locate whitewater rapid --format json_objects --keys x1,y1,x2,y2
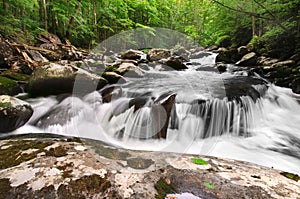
[{"x1": 4, "y1": 53, "x2": 300, "y2": 175}]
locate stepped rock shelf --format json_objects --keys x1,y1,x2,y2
[{"x1": 0, "y1": 136, "x2": 299, "y2": 199}]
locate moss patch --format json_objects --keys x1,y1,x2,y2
[
  {"x1": 280, "y1": 172, "x2": 300, "y2": 182},
  {"x1": 1, "y1": 71, "x2": 30, "y2": 82},
  {"x1": 57, "y1": 174, "x2": 111, "y2": 198},
  {"x1": 0, "y1": 76, "x2": 20, "y2": 95},
  {"x1": 92, "y1": 144, "x2": 131, "y2": 160},
  {"x1": 0, "y1": 178, "x2": 12, "y2": 196},
  {"x1": 45, "y1": 145, "x2": 68, "y2": 157},
  {"x1": 155, "y1": 178, "x2": 177, "y2": 199},
  {"x1": 127, "y1": 157, "x2": 154, "y2": 170}
]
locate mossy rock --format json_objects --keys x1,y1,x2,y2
[
  {"x1": 0, "y1": 140, "x2": 53, "y2": 169},
  {"x1": 1, "y1": 71, "x2": 30, "y2": 82},
  {"x1": 0, "y1": 76, "x2": 22, "y2": 95},
  {"x1": 155, "y1": 178, "x2": 177, "y2": 199}
]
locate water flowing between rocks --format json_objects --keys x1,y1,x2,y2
[{"x1": 6, "y1": 52, "x2": 300, "y2": 174}]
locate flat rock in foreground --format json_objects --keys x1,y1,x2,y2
[{"x1": 0, "y1": 137, "x2": 299, "y2": 199}]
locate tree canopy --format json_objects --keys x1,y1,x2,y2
[{"x1": 0, "y1": 0, "x2": 299, "y2": 57}]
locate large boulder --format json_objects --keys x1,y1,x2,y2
[
  {"x1": 0, "y1": 95, "x2": 33, "y2": 133},
  {"x1": 215, "y1": 47, "x2": 239, "y2": 63},
  {"x1": 148, "y1": 48, "x2": 171, "y2": 61},
  {"x1": 28, "y1": 63, "x2": 108, "y2": 97},
  {"x1": 236, "y1": 52, "x2": 258, "y2": 66}
]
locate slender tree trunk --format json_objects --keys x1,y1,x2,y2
[
  {"x1": 2, "y1": 0, "x2": 8, "y2": 12},
  {"x1": 252, "y1": 15, "x2": 256, "y2": 36},
  {"x1": 38, "y1": 0, "x2": 43, "y2": 22},
  {"x1": 259, "y1": 18, "x2": 263, "y2": 37},
  {"x1": 66, "y1": 0, "x2": 82, "y2": 38},
  {"x1": 21, "y1": 6, "x2": 25, "y2": 31},
  {"x1": 43, "y1": 0, "x2": 48, "y2": 31}
]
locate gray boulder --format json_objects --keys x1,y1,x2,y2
[
  {"x1": 148, "y1": 48, "x2": 171, "y2": 61},
  {"x1": 28, "y1": 63, "x2": 108, "y2": 97},
  {"x1": 0, "y1": 95, "x2": 33, "y2": 133}
]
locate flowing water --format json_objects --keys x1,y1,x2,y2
[{"x1": 5, "y1": 53, "x2": 300, "y2": 174}]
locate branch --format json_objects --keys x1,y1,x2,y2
[
  {"x1": 210, "y1": 0, "x2": 270, "y2": 20},
  {"x1": 252, "y1": 0, "x2": 288, "y2": 31}
]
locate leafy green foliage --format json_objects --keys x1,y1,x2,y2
[
  {"x1": 0, "y1": 0, "x2": 298, "y2": 54},
  {"x1": 191, "y1": 157, "x2": 209, "y2": 165}
]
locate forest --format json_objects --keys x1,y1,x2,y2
[{"x1": 0, "y1": 0, "x2": 299, "y2": 58}]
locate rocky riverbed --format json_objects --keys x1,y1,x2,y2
[{"x1": 0, "y1": 136, "x2": 299, "y2": 199}]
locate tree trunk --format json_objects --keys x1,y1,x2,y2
[
  {"x1": 2, "y1": 0, "x2": 8, "y2": 12},
  {"x1": 66, "y1": 0, "x2": 82, "y2": 39},
  {"x1": 259, "y1": 18, "x2": 263, "y2": 37},
  {"x1": 252, "y1": 15, "x2": 256, "y2": 36},
  {"x1": 21, "y1": 6, "x2": 25, "y2": 31},
  {"x1": 43, "y1": 0, "x2": 48, "y2": 31}
]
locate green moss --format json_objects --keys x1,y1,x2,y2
[
  {"x1": 127, "y1": 157, "x2": 154, "y2": 169},
  {"x1": 204, "y1": 182, "x2": 215, "y2": 190},
  {"x1": 0, "y1": 178, "x2": 12, "y2": 195},
  {"x1": 0, "y1": 102, "x2": 11, "y2": 108},
  {"x1": 154, "y1": 178, "x2": 176, "y2": 199},
  {"x1": 45, "y1": 145, "x2": 68, "y2": 157},
  {"x1": 57, "y1": 174, "x2": 111, "y2": 198},
  {"x1": 191, "y1": 157, "x2": 208, "y2": 165},
  {"x1": 93, "y1": 144, "x2": 131, "y2": 160},
  {"x1": 57, "y1": 162, "x2": 74, "y2": 178},
  {"x1": 0, "y1": 140, "x2": 53, "y2": 170},
  {"x1": 280, "y1": 172, "x2": 300, "y2": 182},
  {"x1": 0, "y1": 76, "x2": 19, "y2": 95},
  {"x1": 1, "y1": 71, "x2": 30, "y2": 82}
]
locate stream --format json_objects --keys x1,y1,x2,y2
[{"x1": 5, "y1": 52, "x2": 300, "y2": 174}]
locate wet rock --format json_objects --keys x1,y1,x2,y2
[
  {"x1": 190, "y1": 52, "x2": 211, "y2": 59},
  {"x1": 257, "y1": 56, "x2": 279, "y2": 66},
  {"x1": 28, "y1": 63, "x2": 75, "y2": 97},
  {"x1": 99, "y1": 85, "x2": 122, "y2": 103},
  {"x1": 0, "y1": 95, "x2": 33, "y2": 133},
  {"x1": 115, "y1": 62, "x2": 144, "y2": 78},
  {"x1": 215, "y1": 47, "x2": 239, "y2": 63},
  {"x1": 292, "y1": 78, "x2": 300, "y2": 94},
  {"x1": 120, "y1": 49, "x2": 146, "y2": 61},
  {"x1": 217, "y1": 64, "x2": 227, "y2": 73},
  {"x1": 173, "y1": 47, "x2": 190, "y2": 61},
  {"x1": 102, "y1": 71, "x2": 126, "y2": 84},
  {"x1": 163, "y1": 56, "x2": 188, "y2": 70},
  {"x1": 153, "y1": 93, "x2": 177, "y2": 139},
  {"x1": 148, "y1": 48, "x2": 171, "y2": 61},
  {"x1": 223, "y1": 76, "x2": 267, "y2": 101},
  {"x1": 237, "y1": 46, "x2": 249, "y2": 56},
  {"x1": 236, "y1": 52, "x2": 258, "y2": 66},
  {"x1": 271, "y1": 60, "x2": 295, "y2": 68}
]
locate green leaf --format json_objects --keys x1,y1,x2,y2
[
  {"x1": 191, "y1": 158, "x2": 208, "y2": 165},
  {"x1": 204, "y1": 182, "x2": 215, "y2": 190}
]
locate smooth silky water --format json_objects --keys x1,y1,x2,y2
[{"x1": 5, "y1": 53, "x2": 300, "y2": 174}]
